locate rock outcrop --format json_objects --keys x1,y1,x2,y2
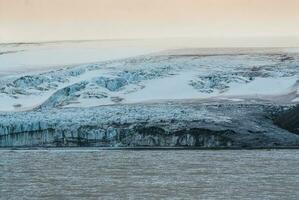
[{"x1": 274, "y1": 105, "x2": 299, "y2": 135}]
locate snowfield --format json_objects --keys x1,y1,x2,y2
[
  {"x1": 0, "y1": 40, "x2": 170, "y2": 75},
  {"x1": 0, "y1": 46, "x2": 299, "y2": 112}
]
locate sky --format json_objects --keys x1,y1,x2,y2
[{"x1": 0, "y1": 0, "x2": 299, "y2": 45}]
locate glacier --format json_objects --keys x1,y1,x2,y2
[
  {"x1": 0, "y1": 46, "x2": 299, "y2": 148},
  {"x1": 0, "y1": 50, "x2": 299, "y2": 111},
  {"x1": 1, "y1": 103, "x2": 299, "y2": 147}
]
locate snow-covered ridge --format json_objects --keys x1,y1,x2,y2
[{"x1": 0, "y1": 49, "x2": 299, "y2": 111}]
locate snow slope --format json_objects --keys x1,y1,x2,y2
[
  {"x1": 0, "y1": 47, "x2": 299, "y2": 111},
  {"x1": 0, "y1": 40, "x2": 172, "y2": 76}
]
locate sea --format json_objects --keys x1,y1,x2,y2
[{"x1": 1, "y1": 149, "x2": 298, "y2": 199}]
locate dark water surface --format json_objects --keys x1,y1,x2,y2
[{"x1": 0, "y1": 149, "x2": 299, "y2": 200}]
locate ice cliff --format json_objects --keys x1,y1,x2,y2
[{"x1": 0, "y1": 103, "x2": 299, "y2": 148}]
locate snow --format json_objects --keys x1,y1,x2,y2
[
  {"x1": 2, "y1": 40, "x2": 299, "y2": 77},
  {"x1": 283, "y1": 48, "x2": 299, "y2": 53},
  {"x1": 0, "y1": 47, "x2": 299, "y2": 112},
  {"x1": 224, "y1": 76, "x2": 298, "y2": 96},
  {"x1": 292, "y1": 97, "x2": 299, "y2": 102},
  {"x1": 124, "y1": 72, "x2": 212, "y2": 103},
  {"x1": 0, "y1": 40, "x2": 170, "y2": 75}
]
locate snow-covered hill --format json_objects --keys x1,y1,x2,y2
[{"x1": 0, "y1": 48, "x2": 298, "y2": 111}]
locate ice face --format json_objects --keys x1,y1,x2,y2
[{"x1": 0, "y1": 103, "x2": 298, "y2": 147}]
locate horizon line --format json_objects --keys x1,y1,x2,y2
[{"x1": 1, "y1": 35, "x2": 299, "y2": 45}]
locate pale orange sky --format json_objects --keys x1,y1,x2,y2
[{"x1": 0, "y1": 0, "x2": 299, "y2": 44}]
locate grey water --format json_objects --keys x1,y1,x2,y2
[{"x1": 1, "y1": 149, "x2": 299, "y2": 200}]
